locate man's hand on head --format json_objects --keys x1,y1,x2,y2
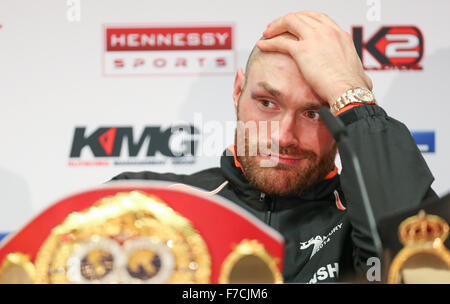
[{"x1": 256, "y1": 11, "x2": 373, "y2": 106}]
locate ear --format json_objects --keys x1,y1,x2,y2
[{"x1": 233, "y1": 68, "x2": 246, "y2": 112}]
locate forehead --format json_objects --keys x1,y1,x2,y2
[
  {"x1": 246, "y1": 52, "x2": 321, "y2": 104},
  {"x1": 249, "y1": 51, "x2": 300, "y2": 78}
]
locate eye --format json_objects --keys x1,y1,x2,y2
[
  {"x1": 257, "y1": 99, "x2": 279, "y2": 112},
  {"x1": 303, "y1": 110, "x2": 320, "y2": 120},
  {"x1": 260, "y1": 100, "x2": 276, "y2": 109}
]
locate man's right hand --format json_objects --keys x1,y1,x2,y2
[{"x1": 257, "y1": 11, "x2": 373, "y2": 106}]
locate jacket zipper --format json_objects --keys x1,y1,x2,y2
[{"x1": 260, "y1": 193, "x2": 275, "y2": 225}]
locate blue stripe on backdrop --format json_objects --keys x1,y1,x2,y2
[{"x1": 0, "y1": 233, "x2": 10, "y2": 242}]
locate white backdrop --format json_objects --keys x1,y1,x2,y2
[{"x1": 0, "y1": 0, "x2": 449, "y2": 237}]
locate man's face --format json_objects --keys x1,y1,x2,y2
[{"x1": 233, "y1": 51, "x2": 337, "y2": 196}]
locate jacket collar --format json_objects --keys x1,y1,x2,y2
[{"x1": 220, "y1": 147, "x2": 340, "y2": 211}]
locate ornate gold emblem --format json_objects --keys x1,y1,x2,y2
[
  {"x1": 388, "y1": 210, "x2": 450, "y2": 283},
  {"x1": 12, "y1": 191, "x2": 212, "y2": 284},
  {"x1": 0, "y1": 253, "x2": 35, "y2": 284},
  {"x1": 219, "y1": 239, "x2": 283, "y2": 283}
]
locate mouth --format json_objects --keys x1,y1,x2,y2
[{"x1": 261, "y1": 152, "x2": 303, "y2": 166}]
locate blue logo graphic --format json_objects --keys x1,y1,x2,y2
[{"x1": 412, "y1": 131, "x2": 435, "y2": 153}]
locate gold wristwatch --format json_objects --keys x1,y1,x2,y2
[{"x1": 331, "y1": 87, "x2": 375, "y2": 115}]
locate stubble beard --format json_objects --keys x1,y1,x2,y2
[{"x1": 234, "y1": 126, "x2": 337, "y2": 197}]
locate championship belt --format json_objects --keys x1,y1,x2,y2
[
  {"x1": 0, "y1": 181, "x2": 284, "y2": 284},
  {"x1": 388, "y1": 210, "x2": 450, "y2": 283}
]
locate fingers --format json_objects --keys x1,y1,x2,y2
[
  {"x1": 301, "y1": 11, "x2": 342, "y2": 33},
  {"x1": 264, "y1": 11, "x2": 347, "y2": 40},
  {"x1": 263, "y1": 12, "x2": 327, "y2": 40},
  {"x1": 256, "y1": 34, "x2": 299, "y2": 56},
  {"x1": 302, "y1": 11, "x2": 355, "y2": 47},
  {"x1": 263, "y1": 13, "x2": 305, "y2": 39},
  {"x1": 259, "y1": 11, "x2": 344, "y2": 58}
]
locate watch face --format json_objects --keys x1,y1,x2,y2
[{"x1": 354, "y1": 88, "x2": 374, "y2": 102}]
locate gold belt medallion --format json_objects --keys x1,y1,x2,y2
[{"x1": 30, "y1": 191, "x2": 211, "y2": 283}]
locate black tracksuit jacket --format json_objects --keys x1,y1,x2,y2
[{"x1": 111, "y1": 105, "x2": 438, "y2": 283}]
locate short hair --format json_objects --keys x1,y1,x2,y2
[{"x1": 244, "y1": 37, "x2": 264, "y2": 77}]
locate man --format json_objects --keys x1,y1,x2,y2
[{"x1": 112, "y1": 11, "x2": 437, "y2": 283}]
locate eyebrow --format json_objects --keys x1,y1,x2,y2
[
  {"x1": 256, "y1": 81, "x2": 283, "y2": 98},
  {"x1": 301, "y1": 101, "x2": 324, "y2": 110},
  {"x1": 255, "y1": 81, "x2": 328, "y2": 110}
]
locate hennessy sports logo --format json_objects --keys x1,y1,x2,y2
[
  {"x1": 69, "y1": 125, "x2": 199, "y2": 166},
  {"x1": 352, "y1": 26, "x2": 424, "y2": 70},
  {"x1": 103, "y1": 25, "x2": 235, "y2": 76}
]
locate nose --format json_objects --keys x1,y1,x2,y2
[{"x1": 271, "y1": 113, "x2": 299, "y2": 148}]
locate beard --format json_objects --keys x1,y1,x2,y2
[{"x1": 234, "y1": 127, "x2": 337, "y2": 197}]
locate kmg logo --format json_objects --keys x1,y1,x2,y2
[{"x1": 69, "y1": 125, "x2": 199, "y2": 166}]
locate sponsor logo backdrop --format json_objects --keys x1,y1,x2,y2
[{"x1": 0, "y1": 0, "x2": 449, "y2": 238}]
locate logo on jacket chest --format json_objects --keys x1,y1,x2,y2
[{"x1": 299, "y1": 223, "x2": 343, "y2": 259}]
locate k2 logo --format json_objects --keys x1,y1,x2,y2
[{"x1": 353, "y1": 26, "x2": 424, "y2": 70}]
